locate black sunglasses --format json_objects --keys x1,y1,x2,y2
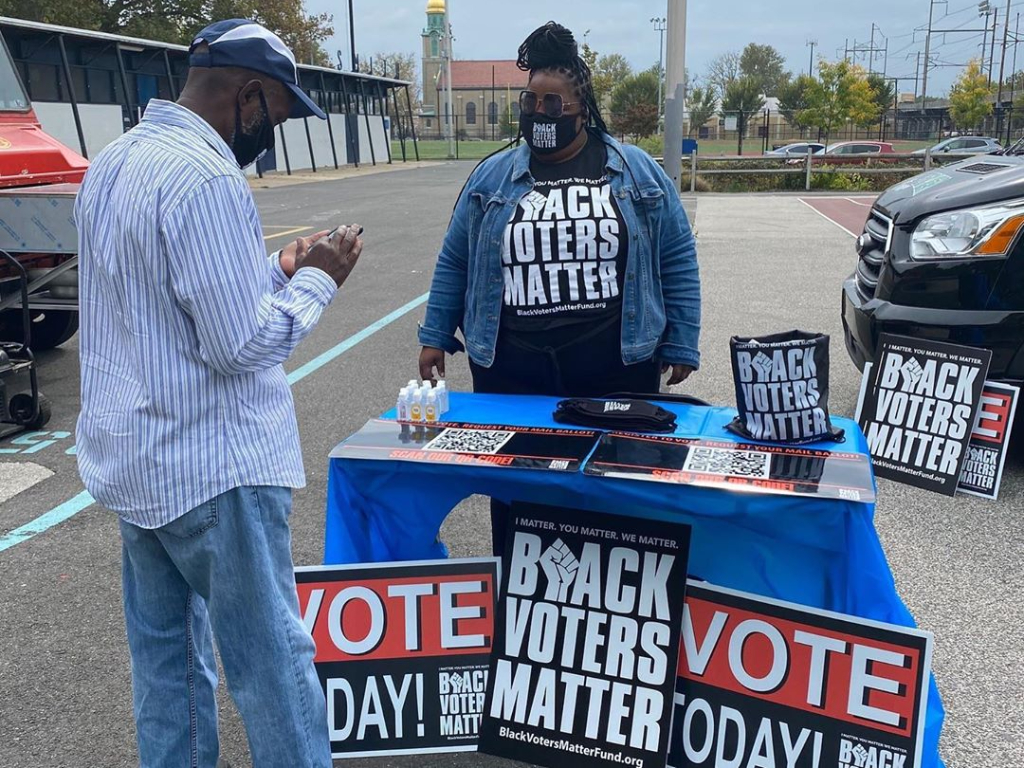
[{"x1": 519, "y1": 90, "x2": 582, "y2": 119}]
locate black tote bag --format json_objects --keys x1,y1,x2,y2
[{"x1": 727, "y1": 330, "x2": 844, "y2": 444}]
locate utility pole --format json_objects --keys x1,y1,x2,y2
[
  {"x1": 916, "y1": 51, "x2": 922, "y2": 100},
  {"x1": 807, "y1": 39, "x2": 817, "y2": 76},
  {"x1": 989, "y1": 8, "x2": 999, "y2": 85},
  {"x1": 443, "y1": 0, "x2": 455, "y2": 160},
  {"x1": 999, "y1": 0, "x2": 1011, "y2": 115},
  {"x1": 981, "y1": 1, "x2": 991, "y2": 73},
  {"x1": 921, "y1": 0, "x2": 937, "y2": 111},
  {"x1": 1011, "y1": 12, "x2": 1021, "y2": 142},
  {"x1": 663, "y1": 0, "x2": 688, "y2": 191},
  {"x1": 872, "y1": 22, "x2": 880, "y2": 72},
  {"x1": 652, "y1": 17, "x2": 667, "y2": 135}
]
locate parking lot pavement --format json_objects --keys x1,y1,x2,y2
[
  {"x1": 798, "y1": 195, "x2": 876, "y2": 236},
  {"x1": 0, "y1": 168, "x2": 1020, "y2": 767}
]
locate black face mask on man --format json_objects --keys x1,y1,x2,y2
[
  {"x1": 231, "y1": 89, "x2": 275, "y2": 169},
  {"x1": 520, "y1": 112, "x2": 582, "y2": 155}
]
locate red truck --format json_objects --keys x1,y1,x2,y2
[{"x1": 0, "y1": 38, "x2": 87, "y2": 429}]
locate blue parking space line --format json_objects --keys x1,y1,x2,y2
[
  {"x1": 286, "y1": 292, "x2": 429, "y2": 385},
  {"x1": 0, "y1": 292, "x2": 429, "y2": 554},
  {"x1": 0, "y1": 491, "x2": 96, "y2": 553}
]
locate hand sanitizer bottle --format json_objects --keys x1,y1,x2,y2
[
  {"x1": 396, "y1": 387, "x2": 410, "y2": 421},
  {"x1": 425, "y1": 391, "x2": 439, "y2": 423},
  {"x1": 436, "y1": 381, "x2": 449, "y2": 414},
  {"x1": 410, "y1": 390, "x2": 424, "y2": 423}
]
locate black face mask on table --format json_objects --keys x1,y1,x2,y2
[
  {"x1": 231, "y1": 90, "x2": 276, "y2": 169},
  {"x1": 520, "y1": 112, "x2": 582, "y2": 155}
]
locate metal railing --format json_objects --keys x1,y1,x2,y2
[{"x1": 682, "y1": 149, "x2": 985, "y2": 193}]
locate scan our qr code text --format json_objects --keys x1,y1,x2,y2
[
  {"x1": 682, "y1": 446, "x2": 772, "y2": 479},
  {"x1": 423, "y1": 428, "x2": 516, "y2": 455}
]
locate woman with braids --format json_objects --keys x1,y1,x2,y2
[{"x1": 417, "y1": 22, "x2": 701, "y2": 551}]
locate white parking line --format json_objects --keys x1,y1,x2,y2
[{"x1": 797, "y1": 198, "x2": 858, "y2": 238}]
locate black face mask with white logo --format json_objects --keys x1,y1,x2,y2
[
  {"x1": 231, "y1": 90, "x2": 275, "y2": 169},
  {"x1": 520, "y1": 112, "x2": 582, "y2": 155}
]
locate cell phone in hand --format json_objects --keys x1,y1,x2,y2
[{"x1": 328, "y1": 225, "x2": 365, "y2": 242}]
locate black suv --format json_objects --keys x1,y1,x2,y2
[{"x1": 842, "y1": 154, "x2": 1024, "y2": 384}]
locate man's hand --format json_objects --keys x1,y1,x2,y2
[
  {"x1": 419, "y1": 347, "x2": 446, "y2": 384},
  {"x1": 279, "y1": 230, "x2": 330, "y2": 278},
  {"x1": 295, "y1": 224, "x2": 363, "y2": 288},
  {"x1": 662, "y1": 363, "x2": 695, "y2": 386}
]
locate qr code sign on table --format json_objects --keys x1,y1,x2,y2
[
  {"x1": 424, "y1": 428, "x2": 515, "y2": 455},
  {"x1": 682, "y1": 446, "x2": 772, "y2": 479}
]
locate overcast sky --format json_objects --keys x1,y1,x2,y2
[{"x1": 306, "y1": 0, "x2": 1018, "y2": 97}]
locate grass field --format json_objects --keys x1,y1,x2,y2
[
  {"x1": 392, "y1": 139, "x2": 511, "y2": 160},
  {"x1": 399, "y1": 137, "x2": 937, "y2": 161}
]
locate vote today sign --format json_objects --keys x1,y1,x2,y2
[
  {"x1": 856, "y1": 334, "x2": 991, "y2": 495},
  {"x1": 295, "y1": 559, "x2": 499, "y2": 758},
  {"x1": 670, "y1": 581, "x2": 933, "y2": 768},
  {"x1": 958, "y1": 380, "x2": 1019, "y2": 499},
  {"x1": 478, "y1": 502, "x2": 692, "y2": 768}
]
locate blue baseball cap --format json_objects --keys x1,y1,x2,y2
[{"x1": 190, "y1": 19, "x2": 327, "y2": 120}]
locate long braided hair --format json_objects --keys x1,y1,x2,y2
[{"x1": 516, "y1": 21, "x2": 609, "y2": 136}]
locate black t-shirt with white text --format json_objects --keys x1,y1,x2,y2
[{"x1": 501, "y1": 139, "x2": 626, "y2": 331}]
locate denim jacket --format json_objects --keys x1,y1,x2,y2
[{"x1": 418, "y1": 132, "x2": 701, "y2": 368}]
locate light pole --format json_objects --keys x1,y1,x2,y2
[
  {"x1": 806, "y1": 39, "x2": 817, "y2": 76},
  {"x1": 663, "y1": 0, "x2": 687, "y2": 189},
  {"x1": 347, "y1": 0, "x2": 356, "y2": 71},
  {"x1": 652, "y1": 17, "x2": 667, "y2": 135},
  {"x1": 442, "y1": 0, "x2": 455, "y2": 159}
]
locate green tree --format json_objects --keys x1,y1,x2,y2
[
  {"x1": 777, "y1": 74, "x2": 815, "y2": 132},
  {"x1": 609, "y1": 69, "x2": 660, "y2": 139},
  {"x1": 593, "y1": 53, "x2": 633, "y2": 109},
  {"x1": 949, "y1": 59, "x2": 994, "y2": 130},
  {"x1": 721, "y1": 75, "x2": 765, "y2": 154},
  {"x1": 705, "y1": 50, "x2": 741, "y2": 99},
  {"x1": 867, "y1": 73, "x2": 895, "y2": 118},
  {"x1": 0, "y1": 0, "x2": 106, "y2": 28},
  {"x1": 799, "y1": 60, "x2": 877, "y2": 145},
  {"x1": 739, "y1": 43, "x2": 788, "y2": 97},
  {"x1": 686, "y1": 85, "x2": 717, "y2": 137},
  {"x1": 359, "y1": 52, "x2": 419, "y2": 101},
  {"x1": 0, "y1": 0, "x2": 333, "y2": 64}
]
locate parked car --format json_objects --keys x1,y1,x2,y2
[
  {"x1": 819, "y1": 141, "x2": 897, "y2": 163},
  {"x1": 765, "y1": 142, "x2": 825, "y2": 157},
  {"x1": 842, "y1": 149, "x2": 1024, "y2": 384},
  {"x1": 912, "y1": 136, "x2": 1001, "y2": 155}
]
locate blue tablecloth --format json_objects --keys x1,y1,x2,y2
[{"x1": 325, "y1": 393, "x2": 945, "y2": 766}]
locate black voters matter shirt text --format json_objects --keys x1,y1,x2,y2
[{"x1": 501, "y1": 139, "x2": 627, "y2": 331}]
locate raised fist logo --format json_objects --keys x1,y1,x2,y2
[
  {"x1": 900, "y1": 357, "x2": 924, "y2": 387},
  {"x1": 752, "y1": 351, "x2": 774, "y2": 380},
  {"x1": 448, "y1": 674, "x2": 466, "y2": 693},
  {"x1": 851, "y1": 744, "x2": 870, "y2": 767},
  {"x1": 539, "y1": 539, "x2": 580, "y2": 602},
  {"x1": 520, "y1": 191, "x2": 547, "y2": 218}
]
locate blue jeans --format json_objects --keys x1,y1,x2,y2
[{"x1": 119, "y1": 486, "x2": 331, "y2": 768}]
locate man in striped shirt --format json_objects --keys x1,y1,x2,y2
[{"x1": 75, "y1": 20, "x2": 357, "y2": 768}]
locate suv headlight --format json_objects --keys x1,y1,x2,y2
[{"x1": 910, "y1": 200, "x2": 1024, "y2": 259}]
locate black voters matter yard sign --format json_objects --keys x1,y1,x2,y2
[
  {"x1": 295, "y1": 559, "x2": 499, "y2": 759},
  {"x1": 669, "y1": 581, "x2": 933, "y2": 768},
  {"x1": 856, "y1": 334, "x2": 991, "y2": 496},
  {"x1": 479, "y1": 502, "x2": 691, "y2": 768}
]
